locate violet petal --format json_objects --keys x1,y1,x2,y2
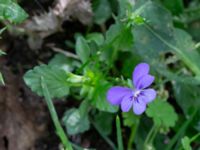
[
  {"x1": 133, "y1": 63, "x2": 149, "y2": 87},
  {"x1": 141, "y1": 89, "x2": 157, "y2": 103},
  {"x1": 107, "y1": 86, "x2": 132, "y2": 105},
  {"x1": 121, "y1": 94, "x2": 133, "y2": 112},
  {"x1": 136, "y1": 75, "x2": 154, "y2": 89},
  {"x1": 133, "y1": 97, "x2": 146, "y2": 115}
]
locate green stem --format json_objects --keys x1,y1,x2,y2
[
  {"x1": 92, "y1": 121, "x2": 117, "y2": 150},
  {"x1": 144, "y1": 124, "x2": 156, "y2": 149},
  {"x1": 41, "y1": 77, "x2": 73, "y2": 150},
  {"x1": 116, "y1": 116, "x2": 124, "y2": 150},
  {"x1": 190, "y1": 132, "x2": 200, "y2": 142},
  {"x1": 127, "y1": 119, "x2": 140, "y2": 150},
  {"x1": 149, "y1": 125, "x2": 159, "y2": 144},
  {"x1": 165, "y1": 110, "x2": 197, "y2": 150}
]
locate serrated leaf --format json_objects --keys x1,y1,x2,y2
[
  {"x1": 24, "y1": 64, "x2": 69, "y2": 98},
  {"x1": 0, "y1": 0, "x2": 28, "y2": 23},
  {"x1": 62, "y1": 102, "x2": 90, "y2": 135},
  {"x1": 146, "y1": 100, "x2": 178, "y2": 128},
  {"x1": 75, "y1": 36, "x2": 90, "y2": 63}
]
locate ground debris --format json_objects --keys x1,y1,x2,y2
[
  {"x1": 0, "y1": 60, "x2": 47, "y2": 150},
  {"x1": 21, "y1": 0, "x2": 92, "y2": 50}
]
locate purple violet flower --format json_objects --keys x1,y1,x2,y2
[{"x1": 107, "y1": 63, "x2": 156, "y2": 115}]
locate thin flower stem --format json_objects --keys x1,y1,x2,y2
[
  {"x1": 143, "y1": 124, "x2": 156, "y2": 149},
  {"x1": 149, "y1": 125, "x2": 159, "y2": 144},
  {"x1": 92, "y1": 121, "x2": 117, "y2": 150},
  {"x1": 190, "y1": 132, "x2": 200, "y2": 142},
  {"x1": 127, "y1": 119, "x2": 140, "y2": 150},
  {"x1": 116, "y1": 116, "x2": 124, "y2": 150},
  {"x1": 41, "y1": 77, "x2": 73, "y2": 150}
]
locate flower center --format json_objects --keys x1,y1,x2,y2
[{"x1": 133, "y1": 90, "x2": 141, "y2": 99}]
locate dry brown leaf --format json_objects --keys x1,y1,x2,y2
[
  {"x1": 53, "y1": 0, "x2": 92, "y2": 25},
  {"x1": 22, "y1": 0, "x2": 92, "y2": 50}
]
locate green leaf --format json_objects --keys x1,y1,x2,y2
[
  {"x1": 75, "y1": 36, "x2": 90, "y2": 63},
  {"x1": 162, "y1": 0, "x2": 184, "y2": 15},
  {"x1": 181, "y1": 136, "x2": 192, "y2": 150},
  {"x1": 93, "y1": 0, "x2": 112, "y2": 24},
  {"x1": 172, "y1": 28, "x2": 200, "y2": 76},
  {"x1": 49, "y1": 54, "x2": 80, "y2": 72},
  {"x1": 132, "y1": 1, "x2": 200, "y2": 76},
  {"x1": 94, "y1": 112, "x2": 114, "y2": 135},
  {"x1": 86, "y1": 33, "x2": 104, "y2": 46},
  {"x1": 117, "y1": 0, "x2": 130, "y2": 18},
  {"x1": 91, "y1": 79, "x2": 118, "y2": 113},
  {"x1": 122, "y1": 111, "x2": 139, "y2": 127},
  {"x1": 0, "y1": 0, "x2": 28, "y2": 23},
  {"x1": 146, "y1": 100, "x2": 178, "y2": 128},
  {"x1": 24, "y1": 64, "x2": 69, "y2": 98},
  {"x1": 173, "y1": 82, "x2": 200, "y2": 115},
  {"x1": 62, "y1": 101, "x2": 90, "y2": 135},
  {"x1": 106, "y1": 23, "x2": 133, "y2": 50},
  {"x1": 133, "y1": 1, "x2": 174, "y2": 58}
]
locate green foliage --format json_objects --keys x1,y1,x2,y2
[
  {"x1": 122, "y1": 111, "x2": 139, "y2": 127},
  {"x1": 94, "y1": 112, "x2": 114, "y2": 135},
  {"x1": 62, "y1": 101, "x2": 90, "y2": 135},
  {"x1": 22, "y1": 0, "x2": 200, "y2": 149},
  {"x1": 133, "y1": 0, "x2": 200, "y2": 76},
  {"x1": 181, "y1": 136, "x2": 192, "y2": 150},
  {"x1": 90, "y1": 79, "x2": 118, "y2": 113},
  {"x1": 49, "y1": 54, "x2": 80, "y2": 72},
  {"x1": 146, "y1": 100, "x2": 178, "y2": 128},
  {"x1": 93, "y1": 0, "x2": 112, "y2": 24},
  {"x1": 75, "y1": 35, "x2": 91, "y2": 63},
  {"x1": 81, "y1": 70, "x2": 118, "y2": 113},
  {"x1": 162, "y1": 0, "x2": 184, "y2": 15},
  {"x1": 105, "y1": 23, "x2": 133, "y2": 50},
  {"x1": 0, "y1": 0, "x2": 28, "y2": 23},
  {"x1": 173, "y1": 82, "x2": 200, "y2": 115},
  {"x1": 86, "y1": 33, "x2": 104, "y2": 46},
  {"x1": 24, "y1": 64, "x2": 70, "y2": 98}
]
